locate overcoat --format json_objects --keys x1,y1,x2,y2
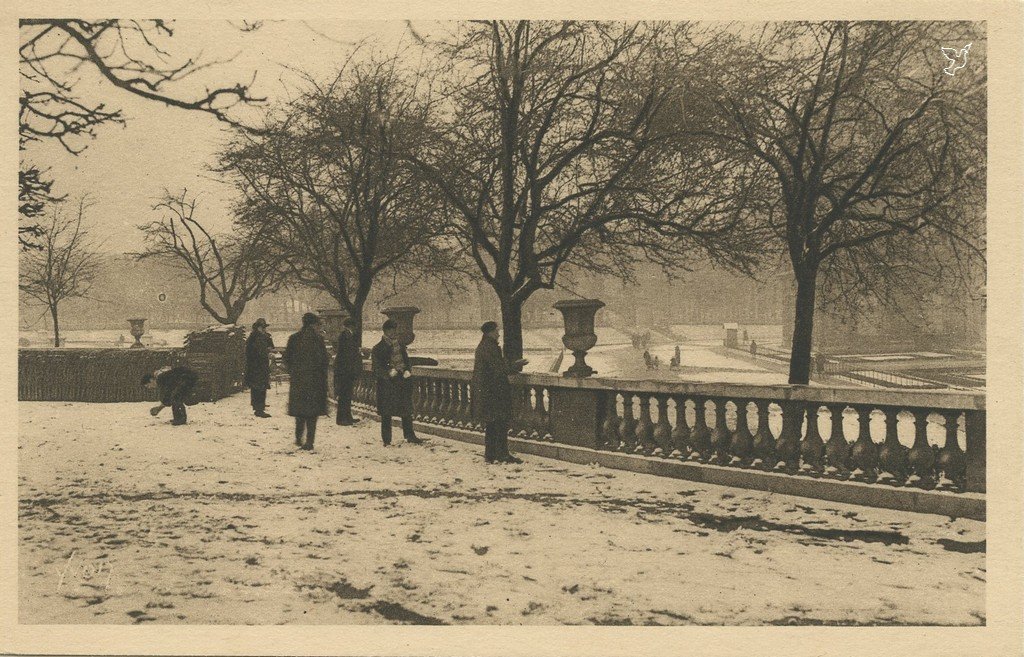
[
  {"x1": 471, "y1": 336, "x2": 521, "y2": 422},
  {"x1": 244, "y1": 331, "x2": 275, "y2": 389},
  {"x1": 156, "y1": 366, "x2": 199, "y2": 406},
  {"x1": 371, "y1": 338, "x2": 413, "y2": 417},
  {"x1": 334, "y1": 329, "x2": 363, "y2": 386},
  {"x1": 283, "y1": 326, "x2": 329, "y2": 417}
]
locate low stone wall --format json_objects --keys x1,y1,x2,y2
[{"x1": 18, "y1": 348, "x2": 183, "y2": 403}]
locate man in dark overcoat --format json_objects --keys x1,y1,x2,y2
[
  {"x1": 370, "y1": 319, "x2": 423, "y2": 446},
  {"x1": 334, "y1": 317, "x2": 362, "y2": 426},
  {"x1": 472, "y1": 321, "x2": 528, "y2": 464},
  {"x1": 244, "y1": 317, "x2": 274, "y2": 418},
  {"x1": 283, "y1": 312, "x2": 329, "y2": 450},
  {"x1": 143, "y1": 365, "x2": 200, "y2": 426}
]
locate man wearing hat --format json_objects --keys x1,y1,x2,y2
[
  {"x1": 472, "y1": 321, "x2": 528, "y2": 464},
  {"x1": 283, "y1": 312, "x2": 330, "y2": 450},
  {"x1": 370, "y1": 319, "x2": 423, "y2": 446},
  {"x1": 244, "y1": 318, "x2": 275, "y2": 418},
  {"x1": 334, "y1": 317, "x2": 362, "y2": 426}
]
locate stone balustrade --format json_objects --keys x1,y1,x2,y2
[{"x1": 349, "y1": 363, "x2": 986, "y2": 500}]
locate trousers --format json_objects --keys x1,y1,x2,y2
[
  {"x1": 250, "y1": 387, "x2": 267, "y2": 412},
  {"x1": 171, "y1": 404, "x2": 188, "y2": 425},
  {"x1": 335, "y1": 377, "x2": 355, "y2": 423},
  {"x1": 294, "y1": 416, "x2": 318, "y2": 448},
  {"x1": 380, "y1": 415, "x2": 416, "y2": 445},
  {"x1": 484, "y1": 420, "x2": 510, "y2": 461}
]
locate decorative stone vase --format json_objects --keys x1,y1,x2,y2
[
  {"x1": 381, "y1": 306, "x2": 420, "y2": 346},
  {"x1": 553, "y1": 299, "x2": 604, "y2": 378},
  {"x1": 128, "y1": 318, "x2": 146, "y2": 349}
]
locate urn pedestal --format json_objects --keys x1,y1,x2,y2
[
  {"x1": 553, "y1": 299, "x2": 605, "y2": 378},
  {"x1": 381, "y1": 306, "x2": 420, "y2": 347},
  {"x1": 128, "y1": 318, "x2": 146, "y2": 349},
  {"x1": 318, "y1": 309, "x2": 349, "y2": 341}
]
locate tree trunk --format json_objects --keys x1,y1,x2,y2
[
  {"x1": 350, "y1": 303, "x2": 364, "y2": 348},
  {"x1": 50, "y1": 303, "x2": 60, "y2": 347},
  {"x1": 787, "y1": 271, "x2": 817, "y2": 385},
  {"x1": 499, "y1": 296, "x2": 525, "y2": 361}
]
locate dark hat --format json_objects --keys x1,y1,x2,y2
[
  {"x1": 382, "y1": 319, "x2": 398, "y2": 331},
  {"x1": 302, "y1": 312, "x2": 320, "y2": 327},
  {"x1": 253, "y1": 318, "x2": 269, "y2": 329},
  {"x1": 481, "y1": 321, "x2": 499, "y2": 333}
]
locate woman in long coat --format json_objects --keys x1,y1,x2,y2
[{"x1": 283, "y1": 313, "x2": 329, "y2": 450}]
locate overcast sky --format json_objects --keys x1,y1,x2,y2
[{"x1": 22, "y1": 20, "x2": 429, "y2": 253}]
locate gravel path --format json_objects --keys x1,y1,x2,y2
[{"x1": 18, "y1": 385, "x2": 985, "y2": 625}]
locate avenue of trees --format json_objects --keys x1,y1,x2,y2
[{"x1": 20, "y1": 20, "x2": 986, "y2": 384}]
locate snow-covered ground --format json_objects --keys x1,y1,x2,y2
[{"x1": 18, "y1": 386, "x2": 984, "y2": 625}]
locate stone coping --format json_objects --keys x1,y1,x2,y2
[{"x1": 359, "y1": 362, "x2": 986, "y2": 411}]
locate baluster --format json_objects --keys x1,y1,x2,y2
[
  {"x1": 936, "y1": 411, "x2": 967, "y2": 491},
  {"x1": 688, "y1": 397, "x2": 711, "y2": 462},
  {"x1": 750, "y1": 400, "x2": 775, "y2": 469},
  {"x1": 876, "y1": 408, "x2": 908, "y2": 485},
  {"x1": 670, "y1": 397, "x2": 689, "y2": 459},
  {"x1": 436, "y1": 380, "x2": 450, "y2": 426},
  {"x1": 708, "y1": 398, "x2": 732, "y2": 465},
  {"x1": 540, "y1": 387, "x2": 552, "y2": 441},
  {"x1": 619, "y1": 393, "x2": 638, "y2": 453},
  {"x1": 906, "y1": 409, "x2": 936, "y2": 489},
  {"x1": 729, "y1": 399, "x2": 754, "y2": 467},
  {"x1": 429, "y1": 380, "x2": 443, "y2": 424},
  {"x1": 823, "y1": 404, "x2": 851, "y2": 478},
  {"x1": 799, "y1": 403, "x2": 825, "y2": 475},
  {"x1": 774, "y1": 401, "x2": 801, "y2": 472},
  {"x1": 515, "y1": 386, "x2": 533, "y2": 438},
  {"x1": 452, "y1": 382, "x2": 465, "y2": 428},
  {"x1": 527, "y1": 386, "x2": 543, "y2": 439},
  {"x1": 652, "y1": 395, "x2": 673, "y2": 458},
  {"x1": 634, "y1": 394, "x2": 656, "y2": 455},
  {"x1": 849, "y1": 405, "x2": 879, "y2": 483},
  {"x1": 601, "y1": 392, "x2": 622, "y2": 451}
]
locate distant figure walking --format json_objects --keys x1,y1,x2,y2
[
  {"x1": 815, "y1": 352, "x2": 828, "y2": 375},
  {"x1": 671, "y1": 344, "x2": 682, "y2": 369},
  {"x1": 244, "y1": 318, "x2": 274, "y2": 418},
  {"x1": 334, "y1": 317, "x2": 362, "y2": 426},
  {"x1": 283, "y1": 313, "x2": 329, "y2": 451},
  {"x1": 143, "y1": 365, "x2": 199, "y2": 426},
  {"x1": 643, "y1": 349, "x2": 653, "y2": 370},
  {"x1": 750, "y1": 339, "x2": 758, "y2": 357},
  {"x1": 472, "y1": 321, "x2": 528, "y2": 464},
  {"x1": 371, "y1": 319, "x2": 423, "y2": 447}
]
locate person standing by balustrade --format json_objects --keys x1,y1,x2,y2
[
  {"x1": 472, "y1": 321, "x2": 528, "y2": 464},
  {"x1": 371, "y1": 319, "x2": 423, "y2": 447},
  {"x1": 334, "y1": 317, "x2": 363, "y2": 426}
]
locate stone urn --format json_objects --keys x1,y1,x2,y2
[
  {"x1": 554, "y1": 299, "x2": 605, "y2": 377},
  {"x1": 381, "y1": 306, "x2": 420, "y2": 346},
  {"x1": 127, "y1": 318, "x2": 146, "y2": 349}
]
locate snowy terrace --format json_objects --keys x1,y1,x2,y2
[{"x1": 18, "y1": 386, "x2": 985, "y2": 626}]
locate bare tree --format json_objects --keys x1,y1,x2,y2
[
  {"x1": 697, "y1": 21, "x2": 986, "y2": 383},
  {"x1": 220, "y1": 53, "x2": 457, "y2": 345},
  {"x1": 18, "y1": 165, "x2": 63, "y2": 250},
  {"x1": 405, "y1": 21, "x2": 760, "y2": 360},
  {"x1": 135, "y1": 190, "x2": 285, "y2": 325},
  {"x1": 19, "y1": 19, "x2": 265, "y2": 249},
  {"x1": 19, "y1": 199, "x2": 103, "y2": 347}
]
